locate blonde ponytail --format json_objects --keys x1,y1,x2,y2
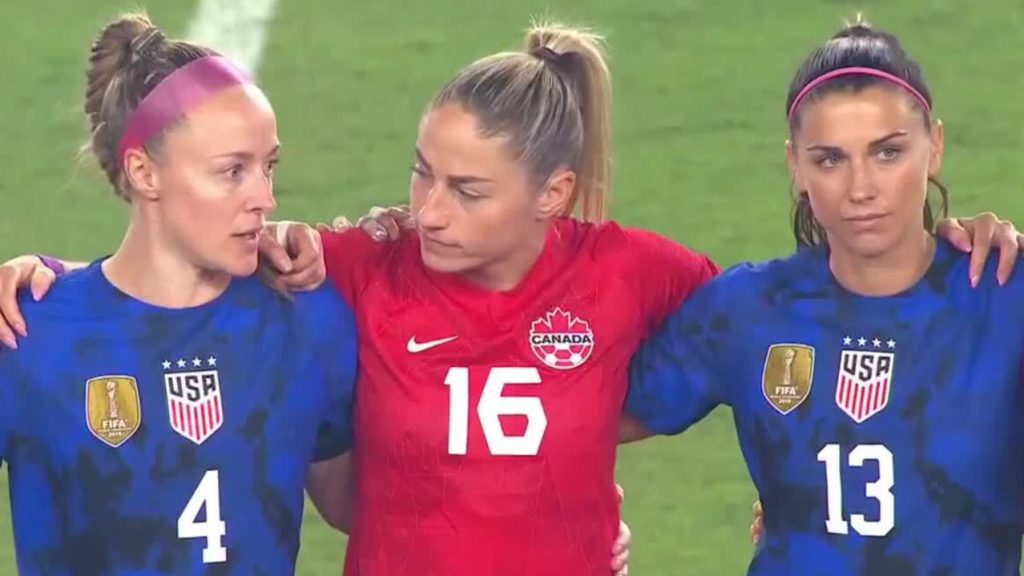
[
  {"x1": 526, "y1": 23, "x2": 611, "y2": 222},
  {"x1": 432, "y1": 20, "x2": 612, "y2": 222}
]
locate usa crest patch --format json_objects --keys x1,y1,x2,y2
[
  {"x1": 163, "y1": 357, "x2": 224, "y2": 445},
  {"x1": 835, "y1": 337, "x2": 896, "y2": 423},
  {"x1": 529, "y1": 308, "x2": 594, "y2": 370}
]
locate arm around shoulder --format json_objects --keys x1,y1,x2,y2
[
  {"x1": 306, "y1": 452, "x2": 354, "y2": 533},
  {"x1": 624, "y1": 274, "x2": 734, "y2": 436}
]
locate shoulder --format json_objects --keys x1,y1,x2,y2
[
  {"x1": 320, "y1": 228, "x2": 407, "y2": 271},
  {"x1": 941, "y1": 239, "x2": 1024, "y2": 310},
  {"x1": 320, "y1": 228, "x2": 416, "y2": 302},
  {"x1": 720, "y1": 248, "x2": 821, "y2": 288},
  {"x1": 556, "y1": 218, "x2": 717, "y2": 275},
  {"x1": 291, "y1": 283, "x2": 356, "y2": 325},
  {"x1": 681, "y1": 248, "x2": 824, "y2": 311},
  {"x1": 227, "y1": 276, "x2": 358, "y2": 357},
  {"x1": 0, "y1": 265, "x2": 112, "y2": 373},
  {"x1": 320, "y1": 227, "x2": 382, "y2": 257},
  {"x1": 290, "y1": 284, "x2": 358, "y2": 349},
  {"x1": 235, "y1": 274, "x2": 355, "y2": 325},
  {"x1": 17, "y1": 262, "x2": 111, "y2": 325}
]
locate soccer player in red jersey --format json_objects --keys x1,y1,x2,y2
[
  {"x1": 311, "y1": 23, "x2": 716, "y2": 575},
  {"x1": 2, "y1": 18, "x2": 1022, "y2": 576}
]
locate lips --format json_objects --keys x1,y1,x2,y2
[
  {"x1": 844, "y1": 213, "x2": 889, "y2": 225},
  {"x1": 233, "y1": 227, "x2": 262, "y2": 239},
  {"x1": 421, "y1": 235, "x2": 458, "y2": 249},
  {"x1": 232, "y1": 229, "x2": 261, "y2": 249}
]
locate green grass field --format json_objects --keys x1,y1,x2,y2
[{"x1": 1, "y1": 0, "x2": 1023, "y2": 573}]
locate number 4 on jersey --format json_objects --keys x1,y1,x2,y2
[
  {"x1": 445, "y1": 367, "x2": 548, "y2": 456},
  {"x1": 178, "y1": 470, "x2": 228, "y2": 563}
]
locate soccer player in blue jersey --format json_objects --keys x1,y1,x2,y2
[
  {"x1": 0, "y1": 14, "x2": 357, "y2": 575},
  {"x1": 625, "y1": 17, "x2": 1024, "y2": 575}
]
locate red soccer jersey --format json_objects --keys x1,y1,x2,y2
[{"x1": 321, "y1": 218, "x2": 717, "y2": 576}]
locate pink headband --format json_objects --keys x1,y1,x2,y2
[
  {"x1": 118, "y1": 55, "x2": 251, "y2": 163},
  {"x1": 787, "y1": 66, "x2": 931, "y2": 124}
]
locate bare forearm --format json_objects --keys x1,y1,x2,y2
[
  {"x1": 618, "y1": 414, "x2": 654, "y2": 444},
  {"x1": 306, "y1": 453, "x2": 354, "y2": 534}
]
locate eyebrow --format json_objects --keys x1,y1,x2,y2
[
  {"x1": 805, "y1": 131, "x2": 909, "y2": 153},
  {"x1": 414, "y1": 147, "x2": 494, "y2": 185},
  {"x1": 210, "y1": 144, "x2": 281, "y2": 161}
]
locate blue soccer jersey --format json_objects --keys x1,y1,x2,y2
[
  {"x1": 0, "y1": 260, "x2": 357, "y2": 575},
  {"x1": 627, "y1": 240, "x2": 1024, "y2": 575}
]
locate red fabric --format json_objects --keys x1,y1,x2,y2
[{"x1": 322, "y1": 220, "x2": 717, "y2": 575}]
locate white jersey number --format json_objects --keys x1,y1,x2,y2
[
  {"x1": 445, "y1": 367, "x2": 547, "y2": 456},
  {"x1": 178, "y1": 469, "x2": 228, "y2": 563},
  {"x1": 817, "y1": 444, "x2": 895, "y2": 537}
]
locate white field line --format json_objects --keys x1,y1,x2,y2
[{"x1": 186, "y1": 0, "x2": 280, "y2": 78}]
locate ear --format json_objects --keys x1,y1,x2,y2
[
  {"x1": 785, "y1": 139, "x2": 802, "y2": 195},
  {"x1": 928, "y1": 118, "x2": 944, "y2": 177},
  {"x1": 123, "y1": 148, "x2": 162, "y2": 201},
  {"x1": 536, "y1": 168, "x2": 576, "y2": 220}
]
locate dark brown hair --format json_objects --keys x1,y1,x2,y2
[{"x1": 786, "y1": 17, "x2": 948, "y2": 248}]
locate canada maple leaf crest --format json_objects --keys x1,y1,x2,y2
[{"x1": 528, "y1": 308, "x2": 594, "y2": 370}]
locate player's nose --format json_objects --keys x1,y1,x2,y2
[
  {"x1": 416, "y1": 186, "x2": 449, "y2": 230},
  {"x1": 847, "y1": 159, "x2": 878, "y2": 203},
  {"x1": 245, "y1": 172, "x2": 277, "y2": 213}
]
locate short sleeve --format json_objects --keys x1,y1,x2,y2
[
  {"x1": 621, "y1": 228, "x2": 719, "y2": 336},
  {"x1": 307, "y1": 289, "x2": 360, "y2": 462},
  {"x1": 625, "y1": 276, "x2": 732, "y2": 436},
  {"x1": 0, "y1": 350, "x2": 10, "y2": 466}
]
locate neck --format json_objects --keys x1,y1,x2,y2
[
  {"x1": 103, "y1": 219, "x2": 231, "y2": 308},
  {"x1": 828, "y1": 231, "x2": 936, "y2": 297},
  {"x1": 461, "y1": 226, "x2": 549, "y2": 292}
]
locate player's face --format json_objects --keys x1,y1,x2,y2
[
  {"x1": 787, "y1": 85, "x2": 944, "y2": 260},
  {"x1": 152, "y1": 85, "x2": 279, "y2": 277},
  {"x1": 409, "y1": 104, "x2": 547, "y2": 283}
]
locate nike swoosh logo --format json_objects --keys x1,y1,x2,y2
[{"x1": 407, "y1": 335, "x2": 458, "y2": 353}]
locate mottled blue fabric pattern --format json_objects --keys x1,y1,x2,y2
[
  {"x1": 0, "y1": 260, "x2": 357, "y2": 575},
  {"x1": 628, "y1": 241, "x2": 1024, "y2": 575}
]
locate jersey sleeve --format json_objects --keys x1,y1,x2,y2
[
  {"x1": 308, "y1": 289, "x2": 360, "y2": 462},
  {"x1": 625, "y1": 272, "x2": 735, "y2": 436},
  {"x1": 622, "y1": 228, "x2": 719, "y2": 336},
  {"x1": 0, "y1": 350, "x2": 7, "y2": 466}
]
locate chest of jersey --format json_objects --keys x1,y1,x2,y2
[
  {"x1": 345, "y1": 254, "x2": 641, "y2": 575},
  {"x1": 729, "y1": 304, "x2": 1024, "y2": 560},
  {"x1": 5, "y1": 323, "x2": 326, "y2": 574},
  {"x1": 353, "y1": 265, "x2": 644, "y2": 463}
]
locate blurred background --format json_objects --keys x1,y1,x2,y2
[{"x1": 1, "y1": 0, "x2": 1021, "y2": 573}]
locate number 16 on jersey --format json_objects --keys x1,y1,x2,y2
[{"x1": 445, "y1": 367, "x2": 548, "y2": 456}]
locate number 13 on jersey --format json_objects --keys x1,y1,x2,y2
[
  {"x1": 445, "y1": 367, "x2": 548, "y2": 456},
  {"x1": 818, "y1": 443, "x2": 895, "y2": 537}
]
